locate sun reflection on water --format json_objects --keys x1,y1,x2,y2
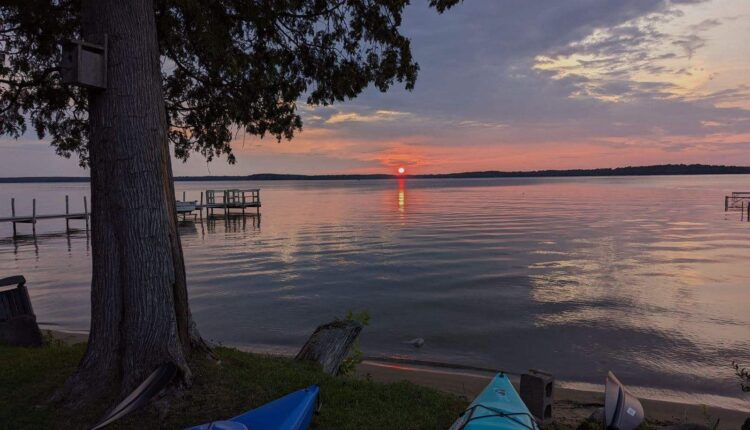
[{"x1": 397, "y1": 178, "x2": 406, "y2": 213}]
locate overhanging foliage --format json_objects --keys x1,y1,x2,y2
[{"x1": 1, "y1": 0, "x2": 460, "y2": 166}]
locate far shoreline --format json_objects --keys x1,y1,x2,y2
[{"x1": 3, "y1": 163, "x2": 750, "y2": 183}]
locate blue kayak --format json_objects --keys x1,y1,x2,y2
[
  {"x1": 449, "y1": 374, "x2": 538, "y2": 430},
  {"x1": 186, "y1": 385, "x2": 320, "y2": 430}
]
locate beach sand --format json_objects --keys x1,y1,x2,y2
[{"x1": 356, "y1": 360, "x2": 749, "y2": 429}]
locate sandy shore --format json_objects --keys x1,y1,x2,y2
[
  {"x1": 43, "y1": 330, "x2": 749, "y2": 428},
  {"x1": 356, "y1": 359, "x2": 749, "y2": 429}
]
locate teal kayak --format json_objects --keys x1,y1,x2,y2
[
  {"x1": 449, "y1": 374, "x2": 539, "y2": 430},
  {"x1": 185, "y1": 385, "x2": 319, "y2": 430}
]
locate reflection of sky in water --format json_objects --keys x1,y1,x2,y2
[{"x1": 1, "y1": 176, "x2": 749, "y2": 406}]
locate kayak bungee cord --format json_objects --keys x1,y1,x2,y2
[{"x1": 454, "y1": 404, "x2": 539, "y2": 430}]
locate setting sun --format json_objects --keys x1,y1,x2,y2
[{"x1": 398, "y1": 167, "x2": 405, "y2": 174}]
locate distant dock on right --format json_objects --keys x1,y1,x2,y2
[{"x1": 724, "y1": 191, "x2": 750, "y2": 220}]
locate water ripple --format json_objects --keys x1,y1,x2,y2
[{"x1": 1, "y1": 176, "x2": 749, "y2": 403}]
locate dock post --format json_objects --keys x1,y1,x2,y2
[
  {"x1": 84, "y1": 196, "x2": 89, "y2": 232},
  {"x1": 32, "y1": 198, "x2": 36, "y2": 236},
  {"x1": 199, "y1": 192, "x2": 204, "y2": 222},
  {"x1": 11, "y1": 198, "x2": 16, "y2": 237},
  {"x1": 65, "y1": 195, "x2": 70, "y2": 233},
  {"x1": 182, "y1": 191, "x2": 186, "y2": 202},
  {"x1": 725, "y1": 195, "x2": 729, "y2": 211}
]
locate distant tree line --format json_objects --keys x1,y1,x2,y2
[
  {"x1": 2, "y1": 164, "x2": 750, "y2": 183},
  {"x1": 421, "y1": 164, "x2": 750, "y2": 178}
]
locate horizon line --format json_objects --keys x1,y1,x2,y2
[{"x1": 2, "y1": 163, "x2": 750, "y2": 183}]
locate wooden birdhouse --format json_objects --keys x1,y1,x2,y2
[{"x1": 61, "y1": 36, "x2": 107, "y2": 89}]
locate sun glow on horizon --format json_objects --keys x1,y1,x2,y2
[{"x1": 398, "y1": 167, "x2": 405, "y2": 175}]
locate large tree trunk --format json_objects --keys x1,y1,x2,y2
[{"x1": 55, "y1": 0, "x2": 202, "y2": 406}]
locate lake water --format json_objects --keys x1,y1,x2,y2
[{"x1": 1, "y1": 176, "x2": 749, "y2": 408}]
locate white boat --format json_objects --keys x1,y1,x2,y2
[{"x1": 175, "y1": 200, "x2": 197, "y2": 214}]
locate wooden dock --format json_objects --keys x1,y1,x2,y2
[
  {"x1": 2, "y1": 188, "x2": 261, "y2": 238},
  {"x1": 178, "y1": 189, "x2": 261, "y2": 218},
  {"x1": 0, "y1": 196, "x2": 89, "y2": 237},
  {"x1": 724, "y1": 191, "x2": 750, "y2": 221}
]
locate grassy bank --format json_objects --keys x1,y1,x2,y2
[{"x1": 0, "y1": 341, "x2": 466, "y2": 429}]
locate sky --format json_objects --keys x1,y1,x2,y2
[{"x1": 2, "y1": 0, "x2": 750, "y2": 176}]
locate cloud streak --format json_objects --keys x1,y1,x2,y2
[{"x1": 325, "y1": 110, "x2": 412, "y2": 124}]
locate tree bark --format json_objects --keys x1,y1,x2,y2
[{"x1": 54, "y1": 0, "x2": 202, "y2": 406}]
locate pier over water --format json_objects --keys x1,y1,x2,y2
[
  {"x1": 0, "y1": 195, "x2": 89, "y2": 237},
  {"x1": 2, "y1": 188, "x2": 261, "y2": 237}
]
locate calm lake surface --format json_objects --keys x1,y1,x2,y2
[{"x1": 1, "y1": 176, "x2": 749, "y2": 407}]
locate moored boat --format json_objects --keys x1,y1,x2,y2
[
  {"x1": 185, "y1": 385, "x2": 320, "y2": 430},
  {"x1": 176, "y1": 200, "x2": 197, "y2": 214},
  {"x1": 449, "y1": 373, "x2": 538, "y2": 430}
]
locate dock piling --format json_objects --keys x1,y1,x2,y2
[
  {"x1": 84, "y1": 196, "x2": 89, "y2": 232},
  {"x1": 32, "y1": 199, "x2": 36, "y2": 236},
  {"x1": 199, "y1": 192, "x2": 204, "y2": 222},
  {"x1": 11, "y1": 198, "x2": 16, "y2": 237},
  {"x1": 65, "y1": 195, "x2": 70, "y2": 233}
]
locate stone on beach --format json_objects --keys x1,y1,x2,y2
[{"x1": 403, "y1": 337, "x2": 425, "y2": 348}]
